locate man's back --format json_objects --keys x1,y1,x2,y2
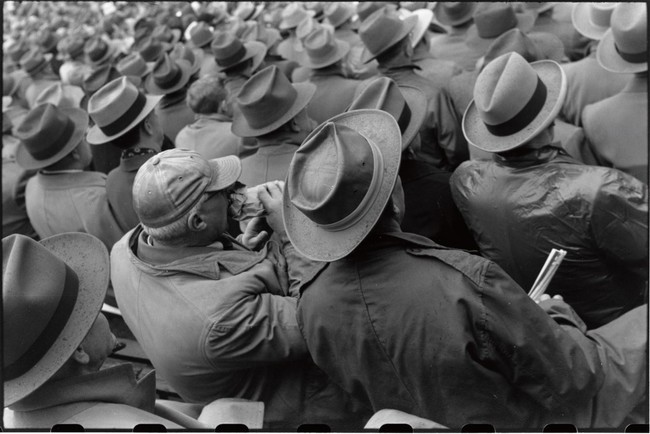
[{"x1": 450, "y1": 151, "x2": 648, "y2": 328}]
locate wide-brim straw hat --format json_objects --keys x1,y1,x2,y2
[
  {"x1": 283, "y1": 109, "x2": 402, "y2": 262},
  {"x1": 466, "y1": 6, "x2": 536, "y2": 53},
  {"x1": 462, "y1": 53, "x2": 567, "y2": 153},
  {"x1": 596, "y1": 3, "x2": 647, "y2": 74},
  {"x1": 3, "y1": 233, "x2": 109, "y2": 407},
  {"x1": 571, "y1": 3, "x2": 618, "y2": 41}
]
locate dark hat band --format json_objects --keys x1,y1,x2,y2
[
  {"x1": 615, "y1": 44, "x2": 648, "y2": 64},
  {"x1": 90, "y1": 43, "x2": 108, "y2": 61},
  {"x1": 485, "y1": 76, "x2": 547, "y2": 137},
  {"x1": 98, "y1": 92, "x2": 146, "y2": 136},
  {"x1": 155, "y1": 64, "x2": 182, "y2": 88},
  {"x1": 216, "y1": 43, "x2": 246, "y2": 68},
  {"x1": 397, "y1": 102, "x2": 411, "y2": 135},
  {"x1": 4, "y1": 266, "x2": 79, "y2": 381},
  {"x1": 29, "y1": 117, "x2": 75, "y2": 160}
]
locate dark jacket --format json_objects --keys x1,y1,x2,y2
[
  {"x1": 450, "y1": 146, "x2": 648, "y2": 328},
  {"x1": 297, "y1": 231, "x2": 648, "y2": 429}
]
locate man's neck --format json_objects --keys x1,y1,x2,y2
[{"x1": 255, "y1": 130, "x2": 304, "y2": 147}]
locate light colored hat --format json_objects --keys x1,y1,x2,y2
[
  {"x1": 398, "y1": 8, "x2": 434, "y2": 47},
  {"x1": 233, "y1": 2, "x2": 265, "y2": 21},
  {"x1": 144, "y1": 54, "x2": 193, "y2": 96},
  {"x1": 433, "y1": 2, "x2": 476, "y2": 27},
  {"x1": 571, "y1": 3, "x2": 618, "y2": 41},
  {"x1": 116, "y1": 52, "x2": 154, "y2": 78},
  {"x1": 84, "y1": 37, "x2": 117, "y2": 66},
  {"x1": 151, "y1": 25, "x2": 182, "y2": 47},
  {"x1": 283, "y1": 109, "x2": 402, "y2": 262},
  {"x1": 462, "y1": 52, "x2": 567, "y2": 152},
  {"x1": 465, "y1": 3, "x2": 536, "y2": 52},
  {"x1": 359, "y1": 8, "x2": 418, "y2": 63},
  {"x1": 597, "y1": 3, "x2": 647, "y2": 74},
  {"x1": 169, "y1": 43, "x2": 203, "y2": 76},
  {"x1": 19, "y1": 48, "x2": 53, "y2": 76},
  {"x1": 188, "y1": 21, "x2": 214, "y2": 48},
  {"x1": 211, "y1": 31, "x2": 267, "y2": 73},
  {"x1": 132, "y1": 149, "x2": 242, "y2": 228},
  {"x1": 33, "y1": 83, "x2": 85, "y2": 109},
  {"x1": 14, "y1": 103, "x2": 89, "y2": 170},
  {"x1": 232, "y1": 65, "x2": 316, "y2": 137},
  {"x1": 280, "y1": 3, "x2": 316, "y2": 30},
  {"x1": 300, "y1": 27, "x2": 350, "y2": 69},
  {"x1": 3, "y1": 233, "x2": 109, "y2": 406},
  {"x1": 296, "y1": 16, "x2": 335, "y2": 42},
  {"x1": 324, "y1": 2, "x2": 357, "y2": 28},
  {"x1": 86, "y1": 76, "x2": 163, "y2": 145}
]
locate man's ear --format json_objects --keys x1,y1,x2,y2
[
  {"x1": 289, "y1": 117, "x2": 301, "y2": 133},
  {"x1": 187, "y1": 210, "x2": 207, "y2": 232},
  {"x1": 71, "y1": 346, "x2": 90, "y2": 365},
  {"x1": 142, "y1": 115, "x2": 154, "y2": 136}
]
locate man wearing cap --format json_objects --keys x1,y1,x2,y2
[
  {"x1": 450, "y1": 52, "x2": 647, "y2": 330},
  {"x1": 2, "y1": 233, "x2": 204, "y2": 428},
  {"x1": 360, "y1": 7, "x2": 467, "y2": 171},
  {"x1": 110, "y1": 148, "x2": 372, "y2": 429},
  {"x1": 233, "y1": 65, "x2": 318, "y2": 191},
  {"x1": 579, "y1": 3, "x2": 648, "y2": 184},
  {"x1": 85, "y1": 76, "x2": 164, "y2": 232},
  {"x1": 286, "y1": 109, "x2": 648, "y2": 429},
  {"x1": 429, "y1": 2, "x2": 482, "y2": 71},
  {"x1": 14, "y1": 103, "x2": 124, "y2": 249}
]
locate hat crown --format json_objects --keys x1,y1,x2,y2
[
  {"x1": 589, "y1": 3, "x2": 617, "y2": 29},
  {"x1": 14, "y1": 103, "x2": 78, "y2": 162},
  {"x1": 85, "y1": 38, "x2": 109, "y2": 62},
  {"x1": 65, "y1": 37, "x2": 86, "y2": 59},
  {"x1": 474, "y1": 3, "x2": 518, "y2": 38},
  {"x1": 297, "y1": 16, "x2": 320, "y2": 40},
  {"x1": 170, "y1": 44, "x2": 197, "y2": 65},
  {"x1": 151, "y1": 54, "x2": 183, "y2": 88},
  {"x1": 3, "y1": 235, "x2": 79, "y2": 375},
  {"x1": 152, "y1": 25, "x2": 173, "y2": 43},
  {"x1": 474, "y1": 52, "x2": 541, "y2": 126},
  {"x1": 610, "y1": 3, "x2": 647, "y2": 56},
  {"x1": 38, "y1": 29, "x2": 58, "y2": 52},
  {"x1": 281, "y1": 3, "x2": 313, "y2": 29},
  {"x1": 139, "y1": 37, "x2": 165, "y2": 62},
  {"x1": 288, "y1": 122, "x2": 379, "y2": 228},
  {"x1": 212, "y1": 31, "x2": 245, "y2": 60},
  {"x1": 34, "y1": 83, "x2": 83, "y2": 109},
  {"x1": 236, "y1": 65, "x2": 299, "y2": 130},
  {"x1": 324, "y1": 2, "x2": 356, "y2": 28},
  {"x1": 349, "y1": 77, "x2": 409, "y2": 131},
  {"x1": 87, "y1": 76, "x2": 141, "y2": 128},
  {"x1": 133, "y1": 149, "x2": 215, "y2": 228},
  {"x1": 360, "y1": 8, "x2": 408, "y2": 56},
  {"x1": 190, "y1": 22, "x2": 214, "y2": 47},
  {"x1": 7, "y1": 39, "x2": 29, "y2": 63},
  {"x1": 20, "y1": 48, "x2": 47, "y2": 75},
  {"x1": 304, "y1": 27, "x2": 337, "y2": 59},
  {"x1": 82, "y1": 65, "x2": 121, "y2": 94}
]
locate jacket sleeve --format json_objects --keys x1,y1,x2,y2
[
  {"x1": 477, "y1": 262, "x2": 648, "y2": 426},
  {"x1": 589, "y1": 171, "x2": 648, "y2": 279},
  {"x1": 430, "y1": 88, "x2": 468, "y2": 170},
  {"x1": 81, "y1": 183, "x2": 126, "y2": 250}
]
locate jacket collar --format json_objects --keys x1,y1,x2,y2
[
  {"x1": 493, "y1": 143, "x2": 573, "y2": 168},
  {"x1": 9, "y1": 364, "x2": 156, "y2": 413},
  {"x1": 130, "y1": 226, "x2": 269, "y2": 278},
  {"x1": 197, "y1": 113, "x2": 232, "y2": 123}
]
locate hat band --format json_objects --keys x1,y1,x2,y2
[
  {"x1": 26, "y1": 59, "x2": 46, "y2": 75},
  {"x1": 485, "y1": 76, "x2": 547, "y2": 137},
  {"x1": 91, "y1": 44, "x2": 108, "y2": 62},
  {"x1": 4, "y1": 266, "x2": 79, "y2": 381},
  {"x1": 98, "y1": 92, "x2": 146, "y2": 136},
  {"x1": 615, "y1": 44, "x2": 647, "y2": 64},
  {"x1": 29, "y1": 117, "x2": 75, "y2": 160},
  {"x1": 216, "y1": 43, "x2": 247, "y2": 68},
  {"x1": 397, "y1": 102, "x2": 412, "y2": 135},
  {"x1": 155, "y1": 65, "x2": 182, "y2": 88},
  {"x1": 318, "y1": 137, "x2": 385, "y2": 232}
]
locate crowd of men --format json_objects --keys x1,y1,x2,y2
[{"x1": 2, "y1": 1, "x2": 648, "y2": 430}]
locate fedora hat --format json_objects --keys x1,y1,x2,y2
[
  {"x1": 7, "y1": 39, "x2": 29, "y2": 64},
  {"x1": 37, "y1": 29, "x2": 59, "y2": 53},
  {"x1": 152, "y1": 25, "x2": 182, "y2": 47},
  {"x1": 169, "y1": 43, "x2": 203, "y2": 76},
  {"x1": 144, "y1": 54, "x2": 193, "y2": 95},
  {"x1": 82, "y1": 64, "x2": 125, "y2": 96},
  {"x1": 481, "y1": 28, "x2": 554, "y2": 70},
  {"x1": 348, "y1": 77, "x2": 426, "y2": 149},
  {"x1": 301, "y1": 27, "x2": 350, "y2": 69},
  {"x1": 280, "y1": 3, "x2": 316, "y2": 30},
  {"x1": 283, "y1": 109, "x2": 402, "y2": 262},
  {"x1": 138, "y1": 36, "x2": 170, "y2": 63},
  {"x1": 234, "y1": 2, "x2": 265, "y2": 21},
  {"x1": 86, "y1": 76, "x2": 163, "y2": 145},
  {"x1": 462, "y1": 52, "x2": 567, "y2": 153},
  {"x1": 188, "y1": 22, "x2": 215, "y2": 48},
  {"x1": 84, "y1": 37, "x2": 117, "y2": 66},
  {"x1": 3, "y1": 74, "x2": 20, "y2": 97},
  {"x1": 324, "y1": 2, "x2": 357, "y2": 28},
  {"x1": 232, "y1": 65, "x2": 316, "y2": 137},
  {"x1": 34, "y1": 83, "x2": 85, "y2": 109},
  {"x1": 116, "y1": 52, "x2": 154, "y2": 79},
  {"x1": 58, "y1": 35, "x2": 86, "y2": 60},
  {"x1": 14, "y1": 103, "x2": 89, "y2": 170},
  {"x1": 597, "y1": 3, "x2": 647, "y2": 74},
  {"x1": 241, "y1": 21, "x2": 282, "y2": 51},
  {"x1": 133, "y1": 149, "x2": 242, "y2": 229},
  {"x1": 357, "y1": 2, "x2": 398, "y2": 23},
  {"x1": 359, "y1": 8, "x2": 418, "y2": 63},
  {"x1": 572, "y1": 3, "x2": 618, "y2": 41},
  {"x1": 211, "y1": 31, "x2": 267, "y2": 73},
  {"x1": 20, "y1": 48, "x2": 53, "y2": 76},
  {"x1": 3, "y1": 233, "x2": 109, "y2": 407},
  {"x1": 466, "y1": 3, "x2": 536, "y2": 52},
  {"x1": 400, "y1": 8, "x2": 434, "y2": 47},
  {"x1": 433, "y1": 2, "x2": 476, "y2": 27}
]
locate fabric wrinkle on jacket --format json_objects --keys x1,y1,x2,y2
[
  {"x1": 239, "y1": 139, "x2": 300, "y2": 189},
  {"x1": 175, "y1": 113, "x2": 243, "y2": 160}
]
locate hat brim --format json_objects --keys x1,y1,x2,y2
[
  {"x1": 301, "y1": 40, "x2": 350, "y2": 69},
  {"x1": 571, "y1": 3, "x2": 610, "y2": 41},
  {"x1": 462, "y1": 59, "x2": 567, "y2": 153},
  {"x1": 396, "y1": 85, "x2": 427, "y2": 149},
  {"x1": 597, "y1": 28, "x2": 648, "y2": 74},
  {"x1": 86, "y1": 94, "x2": 163, "y2": 145},
  {"x1": 87, "y1": 41, "x2": 117, "y2": 66},
  {"x1": 216, "y1": 41, "x2": 268, "y2": 73},
  {"x1": 433, "y1": 2, "x2": 476, "y2": 27},
  {"x1": 232, "y1": 82, "x2": 316, "y2": 137},
  {"x1": 282, "y1": 109, "x2": 402, "y2": 262},
  {"x1": 144, "y1": 59, "x2": 193, "y2": 95},
  {"x1": 326, "y1": 9, "x2": 356, "y2": 29},
  {"x1": 465, "y1": 12, "x2": 536, "y2": 52},
  {"x1": 410, "y1": 9, "x2": 434, "y2": 47},
  {"x1": 16, "y1": 108, "x2": 89, "y2": 170},
  {"x1": 205, "y1": 155, "x2": 243, "y2": 192},
  {"x1": 362, "y1": 14, "x2": 418, "y2": 63},
  {"x1": 4, "y1": 233, "x2": 109, "y2": 406},
  {"x1": 188, "y1": 48, "x2": 204, "y2": 75},
  {"x1": 25, "y1": 53, "x2": 53, "y2": 76}
]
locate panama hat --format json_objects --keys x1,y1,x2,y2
[
  {"x1": 324, "y1": 2, "x2": 357, "y2": 29},
  {"x1": 81, "y1": 64, "x2": 127, "y2": 96},
  {"x1": 37, "y1": 29, "x2": 59, "y2": 53},
  {"x1": 571, "y1": 3, "x2": 618, "y2": 41},
  {"x1": 137, "y1": 36, "x2": 170, "y2": 63},
  {"x1": 33, "y1": 83, "x2": 85, "y2": 109},
  {"x1": 169, "y1": 43, "x2": 203, "y2": 76},
  {"x1": 14, "y1": 103, "x2": 89, "y2": 170},
  {"x1": 116, "y1": 52, "x2": 155, "y2": 80},
  {"x1": 466, "y1": 3, "x2": 536, "y2": 53},
  {"x1": 188, "y1": 21, "x2": 214, "y2": 48},
  {"x1": 433, "y1": 2, "x2": 476, "y2": 27},
  {"x1": 597, "y1": 3, "x2": 647, "y2": 74},
  {"x1": 399, "y1": 8, "x2": 434, "y2": 47},
  {"x1": 211, "y1": 31, "x2": 267, "y2": 73},
  {"x1": 232, "y1": 65, "x2": 316, "y2": 137},
  {"x1": 348, "y1": 77, "x2": 426, "y2": 149},
  {"x1": 462, "y1": 52, "x2": 567, "y2": 153},
  {"x1": 297, "y1": 16, "x2": 334, "y2": 42},
  {"x1": 57, "y1": 35, "x2": 86, "y2": 60},
  {"x1": 301, "y1": 27, "x2": 350, "y2": 69},
  {"x1": 359, "y1": 8, "x2": 418, "y2": 63},
  {"x1": 84, "y1": 37, "x2": 117, "y2": 66},
  {"x1": 280, "y1": 3, "x2": 316, "y2": 30},
  {"x1": 234, "y1": 2, "x2": 265, "y2": 22},
  {"x1": 144, "y1": 54, "x2": 193, "y2": 95},
  {"x1": 283, "y1": 109, "x2": 402, "y2": 262},
  {"x1": 86, "y1": 76, "x2": 163, "y2": 145},
  {"x1": 7, "y1": 39, "x2": 29, "y2": 64},
  {"x1": 3, "y1": 233, "x2": 109, "y2": 407},
  {"x1": 20, "y1": 49, "x2": 53, "y2": 76}
]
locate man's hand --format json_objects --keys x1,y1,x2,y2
[
  {"x1": 241, "y1": 217, "x2": 270, "y2": 250},
  {"x1": 535, "y1": 293, "x2": 564, "y2": 304},
  {"x1": 258, "y1": 180, "x2": 287, "y2": 239}
]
